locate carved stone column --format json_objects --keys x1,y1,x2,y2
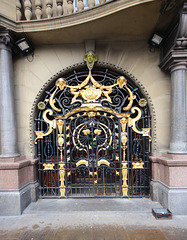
[
  {"x1": 159, "y1": 3, "x2": 187, "y2": 154},
  {"x1": 0, "y1": 30, "x2": 19, "y2": 158},
  {"x1": 0, "y1": 30, "x2": 39, "y2": 216},
  {"x1": 169, "y1": 62, "x2": 187, "y2": 153},
  {"x1": 160, "y1": 56, "x2": 187, "y2": 154},
  {"x1": 161, "y1": 54, "x2": 187, "y2": 154}
]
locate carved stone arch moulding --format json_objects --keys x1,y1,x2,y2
[{"x1": 29, "y1": 61, "x2": 157, "y2": 155}]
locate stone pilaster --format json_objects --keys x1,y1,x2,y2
[
  {"x1": 169, "y1": 63, "x2": 187, "y2": 153},
  {"x1": 0, "y1": 30, "x2": 39, "y2": 216},
  {"x1": 0, "y1": 30, "x2": 19, "y2": 158}
]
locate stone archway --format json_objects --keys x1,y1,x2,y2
[{"x1": 32, "y1": 55, "x2": 152, "y2": 198}]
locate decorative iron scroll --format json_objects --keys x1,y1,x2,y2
[
  {"x1": 35, "y1": 51, "x2": 151, "y2": 198},
  {"x1": 35, "y1": 51, "x2": 151, "y2": 144},
  {"x1": 47, "y1": 73, "x2": 130, "y2": 108}
]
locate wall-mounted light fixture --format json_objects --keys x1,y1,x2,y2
[
  {"x1": 15, "y1": 38, "x2": 34, "y2": 55},
  {"x1": 149, "y1": 33, "x2": 163, "y2": 47}
]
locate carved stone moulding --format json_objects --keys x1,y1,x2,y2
[{"x1": 159, "y1": 50, "x2": 187, "y2": 71}]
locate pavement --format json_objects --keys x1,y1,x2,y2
[{"x1": 0, "y1": 198, "x2": 187, "y2": 240}]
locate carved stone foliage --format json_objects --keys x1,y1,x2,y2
[{"x1": 0, "y1": 31, "x2": 11, "y2": 50}]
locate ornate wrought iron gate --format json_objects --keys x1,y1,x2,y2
[{"x1": 34, "y1": 52, "x2": 152, "y2": 198}]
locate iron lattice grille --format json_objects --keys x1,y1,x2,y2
[{"x1": 35, "y1": 66, "x2": 151, "y2": 198}]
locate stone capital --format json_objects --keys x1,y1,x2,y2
[
  {"x1": 170, "y1": 62, "x2": 187, "y2": 73},
  {"x1": 159, "y1": 50, "x2": 187, "y2": 72},
  {"x1": 160, "y1": 3, "x2": 187, "y2": 73},
  {"x1": 0, "y1": 30, "x2": 12, "y2": 51}
]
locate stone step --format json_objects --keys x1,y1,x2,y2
[{"x1": 23, "y1": 198, "x2": 162, "y2": 215}]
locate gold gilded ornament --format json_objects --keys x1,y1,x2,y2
[
  {"x1": 121, "y1": 162, "x2": 128, "y2": 196},
  {"x1": 59, "y1": 163, "x2": 65, "y2": 197},
  {"x1": 56, "y1": 78, "x2": 66, "y2": 90},
  {"x1": 94, "y1": 129, "x2": 102, "y2": 135},
  {"x1": 83, "y1": 129, "x2": 91, "y2": 135},
  {"x1": 120, "y1": 118, "x2": 128, "y2": 132},
  {"x1": 81, "y1": 86, "x2": 102, "y2": 102},
  {"x1": 132, "y1": 162, "x2": 144, "y2": 169},
  {"x1": 76, "y1": 160, "x2": 89, "y2": 167},
  {"x1": 43, "y1": 163, "x2": 55, "y2": 170},
  {"x1": 57, "y1": 120, "x2": 64, "y2": 134},
  {"x1": 83, "y1": 50, "x2": 98, "y2": 71},
  {"x1": 97, "y1": 159, "x2": 110, "y2": 167},
  {"x1": 37, "y1": 101, "x2": 46, "y2": 110},
  {"x1": 34, "y1": 109, "x2": 57, "y2": 144},
  {"x1": 47, "y1": 51, "x2": 132, "y2": 105},
  {"x1": 117, "y1": 76, "x2": 127, "y2": 88},
  {"x1": 88, "y1": 111, "x2": 96, "y2": 117},
  {"x1": 139, "y1": 98, "x2": 147, "y2": 107}
]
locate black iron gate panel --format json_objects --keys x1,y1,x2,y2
[
  {"x1": 34, "y1": 52, "x2": 152, "y2": 198},
  {"x1": 35, "y1": 107, "x2": 151, "y2": 198}
]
